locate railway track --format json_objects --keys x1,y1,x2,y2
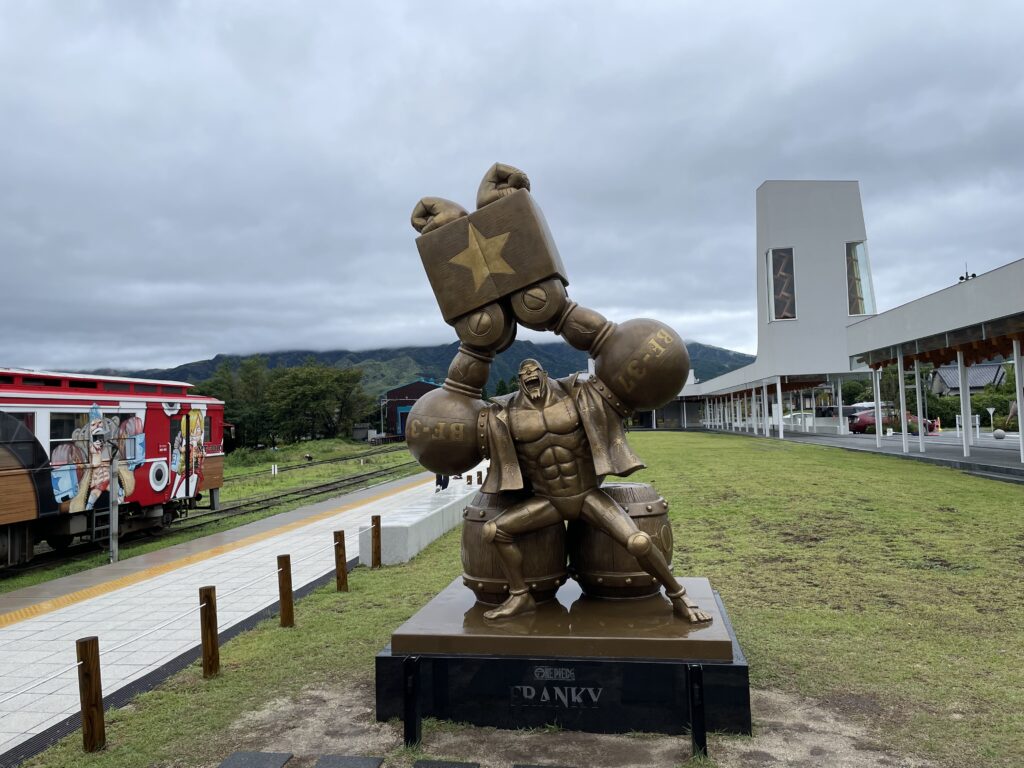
[
  {"x1": 2, "y1": 460, "x2": 423, "y2": 577},
  {"x1": 223, "y1": 444, "x2": 407, "y2": 481}
]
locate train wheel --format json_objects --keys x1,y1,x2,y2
[{"x1": 46, "y1": 534, "x2": 74, "y2": 552}]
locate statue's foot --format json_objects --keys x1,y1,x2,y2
[
  {"x1": 483, "y1": 590, "x2": 536, "y2": 620},
  {"x1": 670, "y1": 594, "x2": 712, "y2": 624}
]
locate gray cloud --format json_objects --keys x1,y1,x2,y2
[{"x1": 1, "y1": 1, "x2": 1021, "y2": 371}]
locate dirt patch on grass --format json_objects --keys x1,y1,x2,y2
[{"x1": 213, "y1": 682, "x2": 935, "y2": 768}]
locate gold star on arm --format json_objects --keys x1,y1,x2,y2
[{"x1": 449, "y1": 223, "x2": 515, "y2": 292}]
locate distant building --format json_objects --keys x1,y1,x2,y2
[
  {"x1": 931, "y1": 362, "x2": 1006, "y2": 396},
  {"x1": 380, "y1": 379, "x2": 439, "y2": 435}
]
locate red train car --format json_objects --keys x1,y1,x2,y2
[{"x1": 0, "y1": 368, "x2": 225, "y2": 567}]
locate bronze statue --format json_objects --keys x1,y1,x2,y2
[{"x1": 407, "y1": 163, "x2": 710, "y2": 624}]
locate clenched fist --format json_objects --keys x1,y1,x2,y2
[
  {"x1": 411, "y1": 197, "x2": 469, "y2": 234},
  {"x1": 476, "y1": 162, "x2": 530, "y2": 209}
]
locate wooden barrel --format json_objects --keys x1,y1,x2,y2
[
  {"x1": 461, "y1": 490, "x2": 567, "y2": 605},
  {"x1": 567, "y1": 482, "x2": 673, "y2": 599}
]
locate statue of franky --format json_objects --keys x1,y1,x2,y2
[{"x1": 407, "y1": 163, "x2": 711, "y2": 624}]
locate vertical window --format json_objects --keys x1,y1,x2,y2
[
  {"x1": 767, "y1": 248, "x2": 797, "y2": 320},
  {"x1": 846, "y1": 242, "x2": 876, "y2": 315}
]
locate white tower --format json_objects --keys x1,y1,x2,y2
[{"x1": 753, "y1": 180, "x2": 876, "y2": 377}]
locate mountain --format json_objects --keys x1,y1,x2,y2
[{"x1": 113, "y1": 340, "x2": 754, "y2": 396}]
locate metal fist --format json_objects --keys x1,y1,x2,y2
[
  {"x1": 411, "y1": 197, "x2": 468, "y2": 234},
  {"x1": 476, "y1": 162, "x2": 531, "y2": 209}
]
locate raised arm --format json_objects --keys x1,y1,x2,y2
[{"x1": 506, "y1": 278, "x2": 690, "y2": 415}]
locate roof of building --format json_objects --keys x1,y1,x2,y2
[{"x1": 934, "y1": 362, "x2": 1006, "y2": 391}]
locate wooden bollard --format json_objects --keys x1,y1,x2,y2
[
  {"x1": 76, "y1": 636, "x2": 105, "y2": 752},
  {"x1": 466, "y1": 474, "x2": 472, "y2": 486},
  {"x1": 199, "y1": 586, "x2": 220, "y2": 679},
  {"x1": 278, "y1": 554, "x2": 294, "y2": 627},
  {"x1": 334, "y1": 531, "x2": 349, "y2": 592},
  {"x1": 371, "y1": 515, "x2": 382, "y2": 569},
  {"x1": 476, "y1": 470, "x2": 483, "y2": 484}
]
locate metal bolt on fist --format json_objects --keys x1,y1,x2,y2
[{"x1": 407, "y1": 163, "x2": 708, "y2": 624}]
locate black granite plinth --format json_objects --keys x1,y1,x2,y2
[
  {"x1": 219, "y1": 753, "x2": 293, "y2": 768},
  {"x1": 314, "y1": 757, "x2": 385, "y2": 768},
  {"x1": 376, "y1": 590, "x2": 750, "y2": 735}
]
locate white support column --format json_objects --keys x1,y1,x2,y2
[
  {"x1": 775, "y1": 377, "x2": 784, "y2": 440},
  {"x1": 872, "y1": 368, "x2": 883, "y2": 448},
  {"x1": 897, "y1": 350, "x2": 909, "y2": 454},
  {"x1": 810, "y1": 388, "x2": 817, "y2": 433},
  {"x1": 1014, "y1": 339, "x2": 1023, "y2": 464},
  {"x1": 957, "y1": 350, "x2": 971, "y2": 458},
  {"x1": 835, "y1": 375, "x2": 844, "y2": 435},
  {"x1": 762, "y1": 382, "x2": 771, "y2": 435},
  {"x1": 652, "y1": 408, "x2": 658, "y2": 430},
  {"x1": 683, "y1": 401, "x2": 688, "y2": 430},
  {"x1": 753, "y1": 388, "x2": 761, "y2": 435},
  {"x1": 914, "y1": 359, "x2": 925, "y2": 454},
  {"x1": 748, "y1": 391, "x2": 753, "y2": 433}
]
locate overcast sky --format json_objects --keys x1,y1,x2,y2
[{"x1": 1, "y1": 1, "x2": 1021, "y2": 372}]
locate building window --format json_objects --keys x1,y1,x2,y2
[
  {"x1": 767, "y1": 248, "x2": 797, "y2": 320},
  {"x1": 846, "y1": 242, "x2": 876, "y2": 315}
]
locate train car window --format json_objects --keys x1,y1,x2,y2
[
  {"x1": 69, "y1": 380, "x2": 99, "y2": 389},
  {"x1": 161, "y1": 386, "x2": 186, "y2": 395},
  {"x1": 0, "y1": 375, "x2": 13, "y2": 384},
  {"x1": 205, "y1": 419, "x2": 211, "y2": 442},
  {"x1": 23, "y1": 377, "x2": 62, "y2": 387},
  {"x1": 134, "y1": 384, "x2": 158, "y2": 393},
  {"x1": 51, "y1": 412, "x2": 89, "y2": 441},
  {"x1": 105, "y1": 382, "x2": 131, "y2": 392}
]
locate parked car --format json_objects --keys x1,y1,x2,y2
[{"x1": 849, "y1": 409, "x2": 933, "y2": 435}]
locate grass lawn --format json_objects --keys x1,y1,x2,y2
[
  {"x1": 0, "y1": 440, "x2": 418, "y2": 595},
  {"x1": 22, "y1": 432, "x2": 1024, "y2": 768}
]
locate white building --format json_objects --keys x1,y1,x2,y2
[{"x1": 678, "y1": 180, "x2": 1024, "y2": 463}]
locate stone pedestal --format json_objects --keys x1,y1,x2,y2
[{"x1": 375, "y1": 577, "x2": 751, "y2": 735}]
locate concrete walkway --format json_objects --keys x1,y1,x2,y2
[{"x1": 0, "y1": 470, "x2": 482, "y2": 762}]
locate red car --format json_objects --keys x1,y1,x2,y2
[{"x1": 849, "y1": 409, "x2": 933, "y2": 435}]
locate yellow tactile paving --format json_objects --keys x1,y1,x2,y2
[{"x1": 0, "y1": 475, "x2": 431, "y2": 628}]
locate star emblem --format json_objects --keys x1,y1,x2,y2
[{"x1": 449, "y1": 223, "x2": 514, "y2": 292}]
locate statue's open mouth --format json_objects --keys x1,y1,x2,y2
[{"x1": 523, "y1": 373, "x2": 542, "y2": 398}]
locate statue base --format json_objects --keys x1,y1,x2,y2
[{"x1": 375, "y1": 577, "x2": 751, "y2": 735}]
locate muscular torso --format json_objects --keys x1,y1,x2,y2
[{"x1": 506, "y1": 384, "x2": 597, "y2": 498}]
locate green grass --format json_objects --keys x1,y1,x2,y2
[
  {"x1": 219, "y1": 445, "x2": 414, "y2": 503},
  {"x1": 0, "y1": 439, "x2": 419, "y2": 595},
  {"x1": 21, "y1": 432, "x2": 1024, "y2": 767}
]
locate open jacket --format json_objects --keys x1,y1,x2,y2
[{"x1": 480, "y1": 373, "x2": 644, "y2": 494}]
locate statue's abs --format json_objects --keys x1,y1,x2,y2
[{"x1": 508, "y1": 393, "x2": 598, "y2": 502}]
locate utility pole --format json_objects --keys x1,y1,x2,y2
[{"x1": 109, "y1": 439, "x2": 120, "y2": 564}]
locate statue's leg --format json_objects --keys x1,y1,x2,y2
[
  {"x1": 580, "y1": 490, "x2": 711, "y2": 623},
  {"x1": 481, "y1": 496, "x2": 561, "y2": 620}
]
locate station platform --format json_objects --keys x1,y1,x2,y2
[{"x1": 0, "y1": 470, "x2": 482, "y2": 765}]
